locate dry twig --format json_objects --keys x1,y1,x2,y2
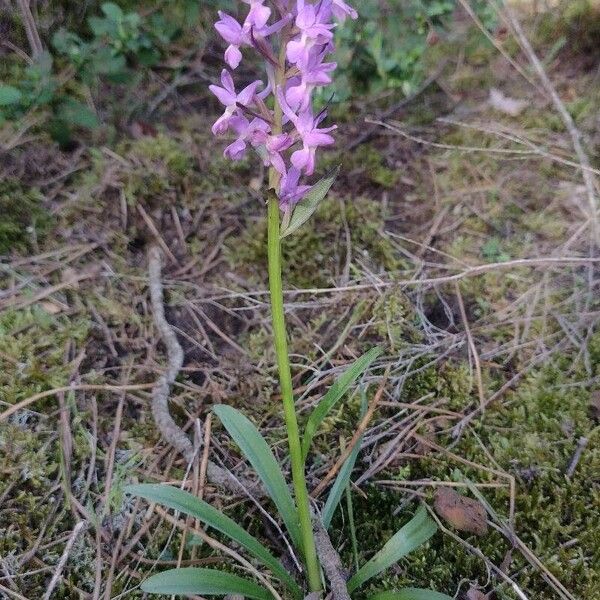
[
  {"x1": 313, "y1": 519, "x2": 351, "y2": 600},
  {"x1": 42, "y1": 521, "x2": 88, "y2": 600},
  {"x1": 148, "y1": 245, "x2": 195, "y2": 462}
]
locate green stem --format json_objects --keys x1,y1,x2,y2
[{"x1": 267, "y1": 196, "x2": 322, "y2": 593}]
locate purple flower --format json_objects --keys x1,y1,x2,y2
[
  {"x1": 280, "y1": 167, "x2": 312, "y2": 208},
  {"x1": 287, "y1": 0, "x2": 335, "y2": 68},
  {"x1": 243, "y1": 0, "x2": 271, "y2": 29},
  {"x1": 224, "y1": 115, "x2": 270, "y2": 160},
  {"x1": 214, "y1": 12, "x2": 248, "y2": 69},
  {"x1": 278, "y1": 89, "x2": 336, "y2": 175},
  {"x1": 285, "y1": 59, "x2": 336, "y2": 110},
  {"x1": 209, "y1": 69, "x2": 263, "y2": 135},
  {"x1": 209, "y1": 0, "x2": 356, "y2": 208}
]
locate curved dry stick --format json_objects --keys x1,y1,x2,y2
[
  {"x1": 148, "y1": 245, "x2": 195, "y2": 463},
  {"x1": 147, "y1": 246, "x2": 261, "y2": 495}
]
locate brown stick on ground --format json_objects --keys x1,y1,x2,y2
[
  {"x1": 15, "y1": 0, "x2": 43, "y2": 58},
  {"x1": 147, "y1": 246, "x2": 261, "y2": 495},
  {"x1": 313, "y1": 519, "x2": 351, "y2": 600},
  {"x1": 312, "y1": 371, "x2": 389, "y2": 498},
  {"x1": 148, "y1": 245, "x2": 195, "y2": 463}
]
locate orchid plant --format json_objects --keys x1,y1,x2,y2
[{"x1": 127, "y1": 2, "x2": 453, "y2": 599}]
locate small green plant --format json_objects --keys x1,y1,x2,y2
[
  {"x1": 52, "y1": 2, "x2": 179, "y2": 84},
  {"x1": 0, "y1": 2, "x2": 187, "y2": 142},
  {"x1": 0, "y1": 52, "x2": 98, "y2": 137},
  {"x1": 322, "y1": 0, "x2": 496, "y2": 102}
]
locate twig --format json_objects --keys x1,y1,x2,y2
[
  {"x1": 503, "y1": 2, "x2": 599, "y2": 240},
  {"x1": 148, "y1": 245, "x2": 195, "y2": 463},
  {"x1": 147, "y1": 246, "x2": 254, "y2": 494},
  {"x1": 312, "y1": 372, "x2": 388, "y2": 498},
  {"x1": 42, "y1": 521, "x2": 87, "y2": 600},
  {"x1": 313, "y1": 519, "x2": 351, "y2": 600},
  {"x1": 455, "y1": 282, "x2": 485, "y2": 411},
  {"x1": 456, "y1": 0, "x2": 541, "y2": 92},
  {"x1": 15, "y1": 0, "x2": 43, "y2": 58},
  {"x1": 0, "y1": 383, "x2": 154, "y2": 422},
  {"x1": 138, "y1": 205, "x2": 180, "y2": 265},
  {"x1": 347, "y1": 60, "x2": 449, "y2": 151},
  {"x1": 566, "y1": 436, "x2": 589, "y2": 479},
  {"x1": 425, "y1": 504, "x2": 530, "y2": 600}
]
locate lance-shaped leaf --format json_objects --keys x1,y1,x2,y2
[
  {"x1": 367, "y1": 589, "x2": 454, "y2": 600},
  {"x1": 302, "y1": 347, "x2": 382, "y2": 461},
  {"x1": 213, "y1": 405, "x2": 301, "y2": 550},
  {"x1": 280, "y1": 166, "x2": 340, "y2": 238},
  {"x1": 347, "y1": 505, "x2": 437, "y2": 592},
  {"x1": 141, "y1": 567, "x2": 272, "y2": 600},
  {"x1": 125, "y1": 484, "x2": 301, "y2": 598},
  {"x1": 321, "y1": 436, "x2": 362, "y2": 529}
]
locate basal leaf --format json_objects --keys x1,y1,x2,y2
[
  {"x1": 141, "y1": 567, "x2": 272, "y2": 600},
  {"x1": 347, "y1": 505, "x2": 437, "y2": 592},
  {"x1": 302, "y1": 347, "x2": 382, "y2": 460},
  {"x1": 213, "y1": 405, "x2": 301, "y2": 551},
  {"x1": 321, "y1": 436, "x2": 362, "y2": 529},
  {"x1": 125, "y1": 484, "x2": 301, "y2": 598}
]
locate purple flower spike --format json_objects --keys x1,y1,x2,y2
[{"x1": 209, "y1": 0, "x2": 356, "y2": 208}]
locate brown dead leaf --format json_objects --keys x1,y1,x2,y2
[{"x1": 433, "y1": 487, "x2": 488, "y2": 536}]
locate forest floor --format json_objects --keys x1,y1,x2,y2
[{"x1": 1, "y1": 6, "x2": 599, "y2": 600}]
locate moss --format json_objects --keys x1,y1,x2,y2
[
  {"x1": 0, "y1": 306, "x2": 93, "y2": 597},
  {"x1": 0, "y1": 179, "x2": 52, "y2": 254},
  {"x1": 535, "y1": 0, "x2": 600, "y2": 58},
  {"x1": 343, "y1": 146, "x2": 400, "y2": 189},
  {"x1": 230, "y1": 197, "x2": 403, "y2": 289},
  {"x1": 329, "y1": 340, "x2": 600, "y2": 599}
]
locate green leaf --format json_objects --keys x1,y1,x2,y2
[
  {"x1": 57, "y1": 99, "x2": 99, "y2": 129},
  {"x1": 367, "y1": 588, "x2": 454, "y2": 600},
  {"x1": 0, "y1": 85, "x2": 22, "y2": 106},
  {"x1": 347, "y1": 505, "x2": 437, "y2": 592},
  {"x1": 321, "y1": 437, "x2": 362, "y2": 529},
  {"x1": 280, "y1": 166, "x2": 340, "y2": 238},
  {"x1": 302, "y1": 347, "x2": 382, "y2": 460},
  {"x1": 88, "y1": 16, "x2": 113, "y2": 37},
  {"x1": 141, "y1": 567, "x2": 272, "y2": 600},
  {"x1": 125, "y1": 484, "x2": 301, "y2": 598},
  {"x1": 101, "y1": 2, "x2": 124, "y2": 22},
  {"x1": 213, "y1": 405, "x2": 301, "y2": 550}
]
